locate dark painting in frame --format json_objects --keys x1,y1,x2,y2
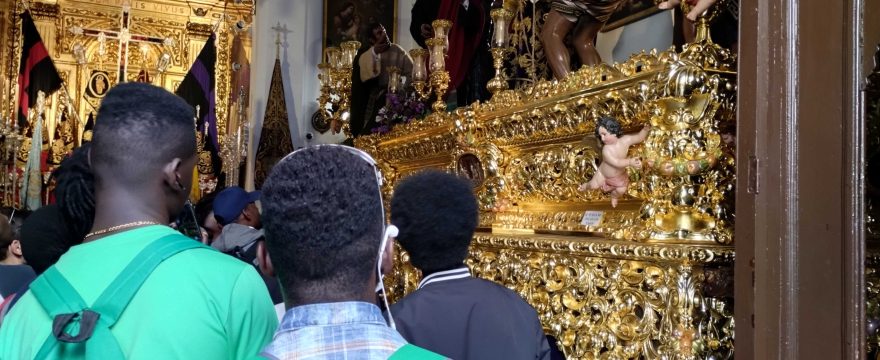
[
  {"x1": 324, "y1": 0, "x2": 397, "y2": 50},
  {"x1": 601, "y1": 0, "x2": 665, "y2": 32}
]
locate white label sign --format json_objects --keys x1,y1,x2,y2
[{"x1": 580, "y1": 211, "x2": 604, "y2": 227}]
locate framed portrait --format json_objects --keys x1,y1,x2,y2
[
  {"x1": 601, "y1": 0, "x2": 665, "y2": 32},
  {"x1": 455, "y1": 153, "x2": 485, "y2": 188},
  {"x1": 324, "y1": 0, "x2": 397, "y2": 49}
]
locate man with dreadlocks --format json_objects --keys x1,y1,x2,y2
[{"x1": 1, "y1": 144, "x2": 92, "y2": 325}]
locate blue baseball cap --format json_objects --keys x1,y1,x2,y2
[{"x1": 213, "y1": 187, "x2": 261, "y2": 225}]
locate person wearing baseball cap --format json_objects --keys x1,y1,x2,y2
[
  {"x1": 211, "y1": 186, "x2": 263, "y2": 257},
  {"x1": 211, "y1": 187, "x2": 282, "y2": 306}
]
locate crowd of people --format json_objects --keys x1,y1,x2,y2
[{"x1": 0, "y1": 83, "x2": 563, "y2": 359}]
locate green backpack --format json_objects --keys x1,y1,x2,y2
[
  {"x1": 28, "y1": 234, "x2": 206, "y2": 359},
  {"x1": 389, "y1": 343, "x2": 448, "y2": 359}
]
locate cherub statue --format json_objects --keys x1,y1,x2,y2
[
  {"x1": 578, "y1": 116, "x2": 650, "y2": 207},
  {"x1": 658, "y1": 0, "x2": 717, "y2": 21}
]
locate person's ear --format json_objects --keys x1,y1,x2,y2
[
  {"x1": 256, "y1": 241, "x2": 275, "y2": 277},
  {"x1": 380, "y1": 236, "x2": 394, "y2": 275},
  {"x1": 10, "y1": 239, "x2": 22, "y2": 257},
  {"x1": 163, "y1": 158, "x2": 186, "y2": 193}
]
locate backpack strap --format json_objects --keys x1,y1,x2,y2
[
  {"x1": 29, "y1": 233, "x2": 207, "y2": 359},
  {"x1": 388, "y1": 344, "x2": 447, "y2": 359}
]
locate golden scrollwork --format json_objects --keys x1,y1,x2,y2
[
  {"x1": 632, "y1": 59, "x2": 736, "y2": 244},
  {"x1": 385, "y1": 234, "x2": 734, "y2": 359}
]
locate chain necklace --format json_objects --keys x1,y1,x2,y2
[{"x1": 84, "y1": 221, "x2": 161, "y2": 239}]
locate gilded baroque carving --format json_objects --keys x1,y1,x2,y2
[{"x1": 385, "y1": 235, "x2": 734, "y2": 359}]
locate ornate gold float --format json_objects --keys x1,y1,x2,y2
[{"x1": 358, "y1": 13, "x2": 737, "y2": 358}]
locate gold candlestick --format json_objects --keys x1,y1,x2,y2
[
  {"x1": 409, "y1": 48, "x2": 430, "y2": 100},
  {"x1": 429, "y1": 70, "x2": 450, "y2": 113},
  {"x1": 487, "y1": 47, "x2": 510, "y2": 94},
  {"x1": 487, "y1": 8, "x2": 513, "y2": 95}
]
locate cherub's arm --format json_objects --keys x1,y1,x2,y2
[{"x1": 623, "y1": 125, "x2": 651, "y2": 146}]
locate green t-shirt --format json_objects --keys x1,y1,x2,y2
[{"x1": 0, "y1": 225, "x2": 278, "y2": 359}]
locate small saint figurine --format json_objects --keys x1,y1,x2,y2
[{"x1": 578, "y1": 116, "x2": 650, "y2": 207}]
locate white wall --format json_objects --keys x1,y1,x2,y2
[
  {"x1": 247, "y1": 0, "x2": 339, "y2": 190},
  {"x1": 597, "y1": 10, "x2": 674, "y2": 64},
  {"x1": 396, "y1": 0, "x2": 418, "y2": 52}
]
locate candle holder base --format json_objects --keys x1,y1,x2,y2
[
  {"x1": 487, "y1": 47, "x2": 510, "y2": 95},
  {"x1": 430, "y1": 70, "x2": 450, "y2": 113}
]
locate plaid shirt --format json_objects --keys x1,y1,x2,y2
[{"x1": 260, "y1": 301, "x2": 407, "y2": 360}]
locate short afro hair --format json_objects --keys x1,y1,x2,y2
[
  {"x1": 595, "y1": 116, "x2": 622, "y2": 140},
  {"x1": 261, "y1": 146, "x2": 385, "y2": 302},
  {"x1": 390, "y1": 170, "x2": 478, "y2": 273},
  {"x1": 91, "y1": 83, "x2": 196, "y2": 187}
]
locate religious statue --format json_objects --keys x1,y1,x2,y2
[
  {"x1": 540, "y1": 0, "x2": 628, "y2": 79},
  {"x1": 352, "y1": 23, "x2": 413, "y2": 137},
  {"x1": 578, "y1": 116, "x2": 650, "y2": 207}
]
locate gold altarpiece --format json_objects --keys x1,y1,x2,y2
[
  {"x1": 0, "y1": 0, "x2": 252, "y2": 193},
  {"x1": 360, "y1": 3, "x2": 738, "y2": 358}
]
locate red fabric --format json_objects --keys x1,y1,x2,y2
[
  {"x1": 437, "y1": 0, "x2": 485, "y2": 92},
  {"x1": 17, "y1": 41, "x2": 50, "y2": 123}
]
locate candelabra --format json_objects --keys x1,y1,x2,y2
[
  {"x1": 487, "y1": 8, "x2": 513, "y2": 95},
  {"x1": 316, "y1": 40, "x2": 360, "y2": 137},
  {"x1": 221, "y1": 87, "x2": 248, "y2": 187},
  {"x1": 411, "y1": 19, "x2": 452, "y2": 114}
]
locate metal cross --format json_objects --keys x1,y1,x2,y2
[{"x1": 69, "y1": 0, "x2": 172, "y2": 83}]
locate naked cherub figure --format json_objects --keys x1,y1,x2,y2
[{"x1": 578, "y1": 116, "x2": 650, "y2": 207}]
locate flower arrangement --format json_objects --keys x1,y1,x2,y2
[{"x1": 372, "y1": 91, "x2": 428, "y2": 134}]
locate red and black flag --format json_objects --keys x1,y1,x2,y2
[
  {"x1": 18, "y1": 10, "x2": 62, "y2": 128},
  {"x1": 175, "y1": 33, "x2": 221, "y2": 178}
]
